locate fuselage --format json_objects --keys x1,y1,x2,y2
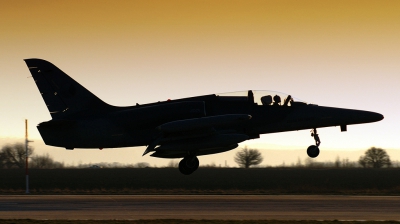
[{"x1": 37, "y1": 92, "x2": 383, "y2": 150}]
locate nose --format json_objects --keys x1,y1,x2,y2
[
  {"x1": 332, "y1": 108, "x2": 384, "y2": 125},
  {"x1": 355, "y1": 111, "x2": 384, "y2": 123},
  {"x1": 312, "y1": 106, "x2": 384, "y2": 126}
]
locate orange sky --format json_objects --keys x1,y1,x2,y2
[
  {"x1": 3, "y1": 1, "x2": 400, "y2": 56},
  {"x1": 1, "y1": 0, "x2": 400, "y2": 166},
  {"x1": 2, "y1": 0, "x2": 399, "y2": 89}
]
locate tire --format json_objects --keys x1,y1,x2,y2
[
  {"x1": 179, "y1": 158, "x2": 194, "y2": 175},
  {"x1": 185, "y1": 156, "x2": 199, "y2": 170},
  {"x1": 178, "y1": 156, "x2": 199, "y2": 175},
  {"x1": 307, "y1": 145, "x2": 320, "y2": 158}
]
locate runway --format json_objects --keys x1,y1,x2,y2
[{"x1": 0, "y1": 195, "x2": 400, "y2": 220}]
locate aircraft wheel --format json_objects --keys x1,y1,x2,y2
[
  {"x1": 185, "y1": 156, "x2": 199, "y2": 170},
  {"x1": 178, "y1": 156, "x2": 199, "y2": 175},
  {"x1": 178, "y1": 159, "x2": 192, "y2": 175},
  {"x1": 307, "y1": 145, "x2": 320, "y2": 158}
]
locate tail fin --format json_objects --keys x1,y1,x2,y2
[{"x1": 24, "y1": 59, "x2": 113, "y2": 119}]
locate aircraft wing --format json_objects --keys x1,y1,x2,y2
[{"x1": 143, "y1": 114, "x2": 251, "y2": 158}]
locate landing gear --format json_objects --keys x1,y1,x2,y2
[
  {"x1": 307, "y1": 145, "x2": 320, "y2": 158},
  {"x1": 178, "y1": 156, "x2": 199, "y2": 175},
  {"x1": 310, "y1": 128, "x2": 320, "y2": 147},
  {"x1": 307, "y1": 128, "x2": 321, "y2": 158}
]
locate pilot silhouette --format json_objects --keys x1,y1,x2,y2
[
  {"x1": 273, "y1": 95, "x2": 281, "y2": 106},
  {"x1": 261, "y1": 95, "x2": 273, "y2": 105}
]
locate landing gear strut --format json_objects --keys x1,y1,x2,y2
[
  {"x1": 307, "y1": 128, "x2": 321, "y2": 158},
  {"x1": 179, "y1": 155, "x2": 199, "y2": 175}
]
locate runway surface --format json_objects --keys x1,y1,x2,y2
[{"x1": 0, "y1": 195, "x2": 400, "y2": 220}]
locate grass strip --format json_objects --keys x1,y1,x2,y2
[{"x1": 2, "y1": 168, "x2": 400, "y2": 195}]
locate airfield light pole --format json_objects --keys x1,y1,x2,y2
[{"x1": 25, "y1": 119, "x2": 32, "y2": 194}]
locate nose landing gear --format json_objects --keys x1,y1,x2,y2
[
  {"x1": 307, "y1": 128, "x2": 321, "y2": 158},
  {"x1": 179, "y1": 155, "x2": 199, "y2": 175}
]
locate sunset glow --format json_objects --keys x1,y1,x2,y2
[{"x1": 1, "y1": 0, "x2": 399, "y2": 166}]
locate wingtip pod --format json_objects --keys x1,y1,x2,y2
[
  {"x1": 158, "y1": 114, "x2": 252, "y2": 133},
  {"x1": 145, "y1": 114, "x2": 251, "y2": 156}
]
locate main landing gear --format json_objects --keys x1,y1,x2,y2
[
  {"x1": 179, "y1": 155, "x2": 199, "y2": 175},
  {"x1": 307, "y1": 128, "x2": 321, "y2": 158}
]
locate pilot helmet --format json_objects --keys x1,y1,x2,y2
[{"x1": 273, "y1": 95, "x2": 281, "y2": 103}]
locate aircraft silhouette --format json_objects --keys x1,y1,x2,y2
[{"x1": 24, "y1": 59, "x2": 384, "y2": 174}]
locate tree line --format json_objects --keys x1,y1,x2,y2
[
  {"x1": 234, "y1": 146, "x2": 394, "y2": 168},
  {"x1": 0, "y1": 143, "x2": 64, "y2": 169},
  {"x1": 0, "y1": 143, "x2": 395, "y2": 169}
]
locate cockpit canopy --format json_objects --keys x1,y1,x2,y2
[{"x1": 216, "y1": 90, "x2": 307, "y2": 106}]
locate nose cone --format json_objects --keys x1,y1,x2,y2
[
  {"x1": 283, "y1": 106, "x2": 383, "y2": 131},
  {"x1": 352, "y1": 110, "x2": 384, "y2": 124},
  {"x1": 324, "y1": 107, "x2": 384, "y2": 125}
]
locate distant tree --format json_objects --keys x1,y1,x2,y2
[
  {"x1": 166, "y1": 160, "x2": 179, "y2": 168},
  {"x1": 31, "y1": 153, "x2": 64, "y2": 169},
  {"x1": 0, "y1": 143, "x2": 34, "y2": 169},
  {"x1": 0, "y1": 150, "x2": 5, "y2": 169},
  {"x1": 304, "y1": 157, "x2": 314, "y2": 167},
  {"x1": 359, "y1": 147, "x2": 391, "y2": 168},
  {"x1": 295, "y1": 157, "x2": 303, "y2": 167},
  {"x1": 134, "y1": 162, "x2": 150, "y2": 168},
  {"x1": 341, "y1": 158, "x2": 356, "y2": 168},
  {"x1": 201, "y1": 162, "x2": 217, "y2": 168},
  {"x1": 234, "y1": 147, "x2": 263, "y2": 168},
  {"x1": 334, "y1": 156, "x2": 341, "y2": 168}
]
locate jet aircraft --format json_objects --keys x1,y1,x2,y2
[{"x1": 24, "y1": 59, "x2": 384, "y2": 174}]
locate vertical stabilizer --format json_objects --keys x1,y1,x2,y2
[{"x1": 24, "y1": 59, "x2": 112, "y2": 119}]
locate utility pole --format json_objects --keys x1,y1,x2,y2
[{"x1": 25, "y1": 119, "x2": 33, "y2": 194}]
